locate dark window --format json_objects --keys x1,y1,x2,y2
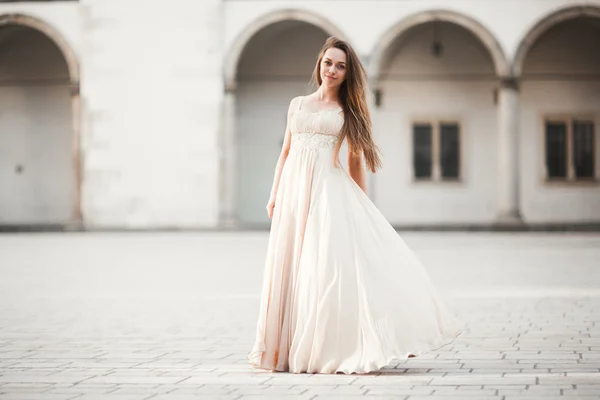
[
  {"x1": 572, "y1": 120, "x2": 595, "y2": 179},
  {"x1": 440, "y1": 123, "x2": 460, "y2": 179},
  {"x1": 413, "y1": 124, "x2": 432, "y2": 179},
  {"x1": 545, "y1": 122, "x2": 567, "y2": 179}
]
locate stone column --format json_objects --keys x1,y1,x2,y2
[
  {"x1": 68, "y1": 81, "x2": 83, "y2": 231},
  {"x1": 367, "y1": 86, "x2": 380, "y2": 201},
  {"x1": 219, "y1": 83, "x2": 238, "y2": 228},
  {"x1": 496, "y1": 78, "x2": 522, "y2": 225}
]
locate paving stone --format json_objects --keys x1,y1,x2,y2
[
  {"x1": 432, "y1": 387, "x2": 496, "y2": 395},
  {"x1": 405, "y1": 397, "x2": 498, "y2": 400},
  {"x1": 230, "y1": 386, "x2": 308, "y2": 395},
  {"x1": 365, "y1": 387, "x2": 435, "y2": 395},
  {"x1": 538, "y1": 374, "x2": 600, "y2": 385},
  {"x1": 0, "y1": 394, "x2": 82, "y2": 400},
  {"x1": 429, "y1": 376, "x2": 537, "y2": 385},
  {"x1": 322, "y1": 385, "x2": 368, "y2": 394},
  {"x1": 0, "y1": 383, "x2": 55, "y2": 388},
  {"x1": 352, "y1": 376, "x2": 432, "y2": 386},
  {"x1": 0, "y1": 375, "x2": 93, "y2": 384},
  {"x1": 237, "y1": 396, "x2": 311, "y2": 400},
  {"x1": 82, "y1": 376, "x2": 186, "y2": 384},
  {"x1": 496, "y1": 389, "x2": 561, "y2": 395},
  {"x1": 482, "y1": 384, "x2": 528, "y2": 390},
  {"x1": 563, "y1": 389, "x2": 600, "y2": 396},
  {"x1": 551, "y1": 368, "x2": 600, "y2": 373},
  {"x1": 8, "y1": 362, "x2": 72, "y2": 369},
  {"x1": 0, "y1": 387, "x2": 56, "y2": 394},
  {"x1": 163, "y1": 384, "x2": 233, "y2": 395},
  {"x1": 312, "y1": 396, "x2": 407, "y2": 400},
  {"x1": 150, "y1": 396, "x2": 242, "y2": 400},
  {"x1": 76, "y1": 395, "x2": 157, "y2": 400},
  {"x1": 577, "y1": 385, "x2": 600, "y2": 390},
  {"x1": 453, "y1": 370, "x2": 505, "y2": 375},
  {"x1": 180, "y1": 376, "x2": 273, "y2": 385},
  {"x1": 503, "y1": 397, "x2": 600, "y2": 400}
]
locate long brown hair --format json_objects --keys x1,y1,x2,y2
[{"x1": 312, "y1": 36, "x2": 382, "y2": 173}]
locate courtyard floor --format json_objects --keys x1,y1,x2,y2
[{"x1": 0, "y1": 232, "x2": 599, "y2": 399}]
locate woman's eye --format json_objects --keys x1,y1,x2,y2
[
  {"x1": 338, "y1": 65, "x2": 345, "y2": 70},
  {"x1": 324, "y1": 60, "x2": 331, "y2": 65}
]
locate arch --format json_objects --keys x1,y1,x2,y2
[
  {"x1": 513, "y1": 5, "x2": 600, "y2": 77},
  {"x1": 369, "y1": 9, "x2": 510, "y2": 84},
  {"x1": 224, "y1": 9, "x2": 347, "y2": 89},
  {"x1": 0, "y1": 13, "x2": 79, "y2": 83},
  {"x1": 0, "y1": 13, "x2": 82, "y2": 226}
]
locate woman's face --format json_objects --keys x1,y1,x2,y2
[{"x1": 320, "y1": 47, "x2": 347, "y2": 88}]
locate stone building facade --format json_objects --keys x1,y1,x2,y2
[{"x1": 0, "y1": 0, "x2": 599, "y2": 229}]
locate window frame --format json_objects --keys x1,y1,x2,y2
[
  {"x1": 410, "y1": 118, "x2": 464, "y2": 184},
  {"x1": 542, "y1": 113, "x2": 599, "y2": 185}
]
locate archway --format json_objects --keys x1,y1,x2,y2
[
  {"x1": 368, "y1": 11, "x2": 508, "y2": 225},
  {"x1": 369, "y1": 10, "x2": 509, "y2": 83},
  {"x1": 221, "y1": 10, "x2": 345, "y2": 227},
  {"x1": 0, "y1": 14, "x2": 80, "y2": 227},
  {"x1": 514, "y1": 6, "x2": 600, "y2": 223},
  {"x1": 513, "y1": 5, "x2": 600, "y2": 76},
  {"x1": 224, "y1": 9, "x2": 346, "y2": 91}
]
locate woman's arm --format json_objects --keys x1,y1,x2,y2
[
  {"x1": 268, "y1": 97, "x2": 298, "y2": 202},
  {"x1": 348, "y1": 144, "x2": 367, "y2": 194}
]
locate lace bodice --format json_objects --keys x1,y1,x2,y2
[{"x1": 290, "y1": 97, "x2": 343, "y2": 150}]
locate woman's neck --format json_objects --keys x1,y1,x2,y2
[{"x1": 316, "y1": 85, "x2": 339, "y2": 104}]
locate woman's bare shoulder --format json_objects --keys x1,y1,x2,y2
[{"x1": 288, "y1": 95, "x2": 306, "y2": 112}]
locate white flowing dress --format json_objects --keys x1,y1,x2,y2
[{"x1": 249, "y1": 96, "x2": 462, "y2": 374}]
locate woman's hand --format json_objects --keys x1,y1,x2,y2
[{"x1": 266, "y1": 198, "x2": 276, "y2": 219}]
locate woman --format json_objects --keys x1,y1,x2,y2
[{"x1": 248, "y1": 37, "x2": 462, "y2": 374}]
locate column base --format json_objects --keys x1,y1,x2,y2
[
  {"x1": 494, "y1": 212, "x2": 524, "y2": 227},
  {"x1": 64, "y1": 219, "x2": 85, "y2": 231},
  {"x1": 218, "y1": 215, "x2": 239, "y2": 230}
]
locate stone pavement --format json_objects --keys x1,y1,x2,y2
[{"x1": 0, "y1": 232, "x2": 599, "y2": 399}]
